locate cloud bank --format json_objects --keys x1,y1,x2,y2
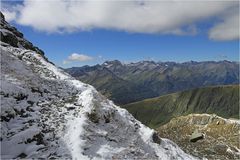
[
  {"x1": 63, "y1": 53, "x2": 93, "y2": 64},
  {"x1": 2, "y1": 0, "x2": 239, "y2": 41},
  {"x1": 209, "y1": 10, "x2": 239, "y2": 41}
]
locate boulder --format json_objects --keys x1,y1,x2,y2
[
  {"x1": 190, "y1": 130, "x2": 204, "y2": 142},
  {"x1": 152, "y1": 132, "x2": 161, "y2": 144}
]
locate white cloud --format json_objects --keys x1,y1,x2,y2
[
  {"x1": 209, "y1": 10, "x2": 239, "y2": 41},
  {"x1": 68, "y1": 53, "x2": 93, "y2": 61},
  {"x1": 2, "y1": 0, "x2": 239, "y2": 40},
  {"x1": 63, "y1": 53, "x2": 93, "y2": 65}
]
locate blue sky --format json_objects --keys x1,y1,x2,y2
[{"x1": 2, "y1": 0, "x2": 239, "y2": 68}]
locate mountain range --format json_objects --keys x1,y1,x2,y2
[{"x1": 65, "y1": 60, "x2": 239, "y2": 105}]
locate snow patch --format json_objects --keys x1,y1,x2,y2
[{"x1": 95, "y1": 144, "x2": 125, "y2": 159}]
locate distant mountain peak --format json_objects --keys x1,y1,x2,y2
[{"x1": 103, "y1": 60, "x2": 122, "y2": 66}]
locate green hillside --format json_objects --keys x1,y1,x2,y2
[{"x1": 123, "y1": 85, "x2": 239, "y2": 128}]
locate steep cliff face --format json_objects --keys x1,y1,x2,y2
[
  {"x1": 0, "y1": 12, "x2": 195, "y2": 159},
  {"x1": 157, "y1": 114, "x2": 240, "y2": 159}
]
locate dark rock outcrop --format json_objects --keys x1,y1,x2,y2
[
  {"x1": 0, "y1": 11, "x2": 44, "y2": 56},
  {"x1": 152, "y1": 132, "x2": 162, "y2": 144}
]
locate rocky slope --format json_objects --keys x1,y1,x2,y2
[
  {"x1": 0, "y1": 12, "x2": 195, "y2": 159},
  {"x1": 65, "y1": 59, "x2": 239, "y2": 105},
  {"x1": 157, "y1": 114, "x2": 240, "y2": 159},
  {"x1": 124, "y1": 85, "x2": 239, "y2": 128}
]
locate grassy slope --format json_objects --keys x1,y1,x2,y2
[{"x1": 123, "y1": 85, "x2": 239, "y2": 128}]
